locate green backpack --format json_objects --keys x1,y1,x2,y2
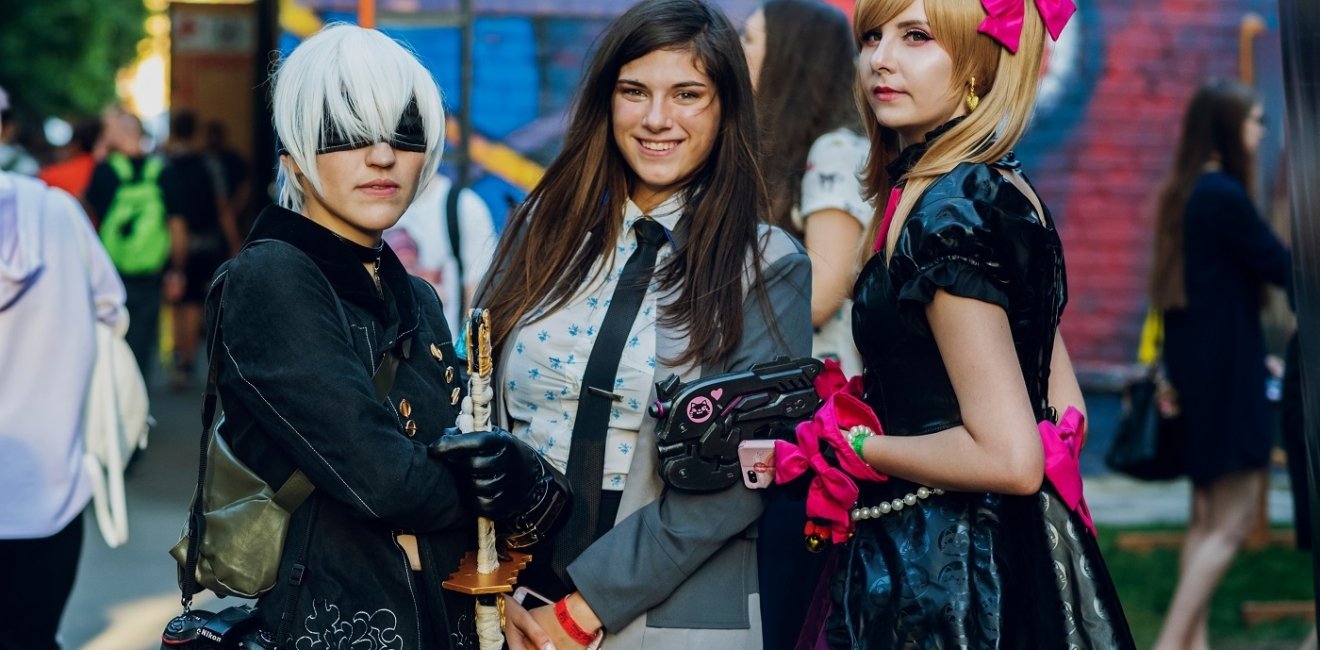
[{"x1": 100, "y1": 153, "x2": 170, "y2": 275}]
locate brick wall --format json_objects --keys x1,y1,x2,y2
[{"x1": 1015, "y1": 0, "x2": 1282, "y2": 372}]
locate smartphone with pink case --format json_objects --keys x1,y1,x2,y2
[{"x1": 737, "y1": 439, "x2": 777, "y2": 489}]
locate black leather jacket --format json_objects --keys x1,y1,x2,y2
[{"x1": 209, "y1": 206, "x2": 475, "y2": 649}]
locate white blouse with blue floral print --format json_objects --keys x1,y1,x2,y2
[{"x1": 504, "y1": 193, "x2": 684, "y2": 491}]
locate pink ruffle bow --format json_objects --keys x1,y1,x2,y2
[
  {"x1": 978, "y1": 0, "x2": 1076, "y2": 54},
  {"x1": 1038, "y1": 406, "x2": 1095, "y2": 536},
  {"x1": 774, "y1": 364, "x2": 886, "y2": 544},
  {"x1": 813, "y1": 357, "x2": 862, "y2": 400}
]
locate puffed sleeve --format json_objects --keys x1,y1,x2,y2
[{"x1": 890, "y1": 195, "x2": 1012, "y2": 332}]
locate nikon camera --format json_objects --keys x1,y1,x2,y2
[{"x1": 161, "y1": 606, "x2": 276, "y2": 649}]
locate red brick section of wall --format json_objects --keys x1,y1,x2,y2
[{"x1": 1039, "y1": 0, "x2": 1279, "y2": 379}]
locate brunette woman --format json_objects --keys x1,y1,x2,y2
[{"x1": 479, "y1": 1, "x2": 812, "y2": 648}]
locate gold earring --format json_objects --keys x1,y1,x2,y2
[{"x1": 966, "y1": 76, "x2": 979, "y2": 112}]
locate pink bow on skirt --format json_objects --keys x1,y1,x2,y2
[
  {"x1": 1038, "y1": 406, "x2": 1095, "y2": 536},
  {"x1": 775, "y1": 366, "x2": 886, "y2": 544}
]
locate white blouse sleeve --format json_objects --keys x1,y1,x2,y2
[{"x1": 797, "y1": 128, "x2": 872, "y2": 230}]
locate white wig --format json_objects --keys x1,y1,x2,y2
[{"x1": 271, "y1": 23, "x2": 445, "y2": 212}]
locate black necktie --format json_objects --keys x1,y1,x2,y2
[{"x1": 552, "y1": 218, "x2": 668, "y2": 582}]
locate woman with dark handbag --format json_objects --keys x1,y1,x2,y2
[
  {"x1": 1106, "y1": 309, "x2": 1189, "y2": 481},
  {"x1": 786, "y1": 0, "x2": 1136, "y2": 645},
  {"x1": 205, "y1": 24, "x2": 558, "y2": 649},
  {"x1": 1148, "y1": 80, "x2": 1292, "y2": 650},
  {"x1": 476, "y1": 1, "x2": 813, "y2": 648}
]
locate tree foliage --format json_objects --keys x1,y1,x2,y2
[{"x1": 0, "y1": 0, "x2": 147, "y2": 121}]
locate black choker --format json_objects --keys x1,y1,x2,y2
[{"x1": 884, "y1": 117, "x2": 969, "y2": 186}]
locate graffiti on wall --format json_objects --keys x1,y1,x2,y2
[{"x1": 284, "y1": 0, "x2": 1286, "y2": 368}]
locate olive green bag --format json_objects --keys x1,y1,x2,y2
[
  {"x1": 168, "y1": 422, "x2": 316, "y2": 599},
  {"x1": 170, "y1": 265, "x2": 397, "y2": 600}
]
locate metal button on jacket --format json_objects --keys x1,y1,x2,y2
[
  {"x1": 399, "y1": 399, "x2": 413, "y2": 418},
  {"x1": 430, "y1": 343, "x2": 443, "y2": 361}
]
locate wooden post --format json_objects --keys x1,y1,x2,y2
[
  {"x1": 358, "y1": 0, "x2": 375, "y2": 28},
  {"x1": 1275, "y1": 0, "x2": 1320, "y2": 629}
]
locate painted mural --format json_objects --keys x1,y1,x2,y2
[{"x1": 282, "y1": 0, "x2": 1288, "y2": 371}]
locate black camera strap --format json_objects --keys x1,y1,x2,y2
[{"x1": 444, "y1": 180, "x2": 464, "y2": 314}]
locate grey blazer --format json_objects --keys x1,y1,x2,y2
[{"x1": 487, "y1": 222, "x2": 811, "y2": 648}]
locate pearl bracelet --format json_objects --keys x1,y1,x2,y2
[
  {"x1": 848, "y1": 425, "x2": 874, "y2": 459},
  {"x1": 851, "y1": 486, "x2": 945, "y2": 521}
]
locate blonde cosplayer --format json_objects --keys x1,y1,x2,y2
[
  {"x1": 272, "y1": 24, "x2": 446, "y2": 213},
  {"x1": 855, "y1": 0, "x2": 1046, "y2": 258}
]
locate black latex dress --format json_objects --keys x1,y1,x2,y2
[{"x1": 825, "y1": 137, "x2": 1136, "y2": 649}]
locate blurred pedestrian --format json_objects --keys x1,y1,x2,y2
[
  {"x1": 0, "y1": 98, "x2": 128, "y2": 650},
  {"x1": 85, "y1": 109, "x2": 187, "y2": 384},
  {"x1": 388, "y1": 172, "x2": 497, "y2": 333},
  {"x1": 162, "y1": 110, "x2": 237, "y2": 389},
  {"x1": 739, "y1": 1, "x2": 868, "y2": 645},
  {"x1": 0, "y1": 87, "x2": 39, "y2": 176},
  {"x1": 39, "y1": 119, "x2": 104, "y2": 220},
  {"x1": 203, "y1": 120, "x2": 251, "y2": 230},
  {"x1": 1149, "y1": 78, "x2": 1292, "y2": 650},
  {"x1": 744, "y1": 0, "x2": 869, "y2": 376}
]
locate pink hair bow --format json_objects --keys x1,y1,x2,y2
[
  {"x1": 1038, "y1": 406, "x2": 1095, "y2": 536},
  {"x1": 774, "y1": 385, "x2": 887, "y2": 544},
  {"x1": 978, "y1": 0, "x2": 1076, "y2": 54}
]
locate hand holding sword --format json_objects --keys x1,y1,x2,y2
[{"x1": 429, "y1": 309, "x2": 573, "y2": 649}]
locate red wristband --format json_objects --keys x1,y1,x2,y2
[{"x1": 554, "y1": 597, "x2": 597, "y2": 646}]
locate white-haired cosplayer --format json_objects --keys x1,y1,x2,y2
[
  {"x1": 196, "y1": 24, "x2": 556, "y2": 650},
  {"x1": 273, "y1": 23, "x2": 445, "y2": 214}
]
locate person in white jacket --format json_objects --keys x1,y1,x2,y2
[{"x1": 0, "y1": 90, "x2": 127, "y2": 649}]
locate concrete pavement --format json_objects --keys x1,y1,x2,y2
[{"x1": 61, "y1": 367, "x2": 234, "y2": 650}]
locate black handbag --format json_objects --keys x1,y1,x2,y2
[{"x1": 1106, "y1": 365, "x2": 1187, "y2": 480}]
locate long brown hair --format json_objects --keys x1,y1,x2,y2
[
  {"x1": 1149, "y1": 79, "x2": 1258, "y2": 311},
  {"x1": 852, "y1": 0, "x2": 1041, "y2": 260},
  {"x1": 479, "y1": 0, "x2": 768, "y2": 367},
  {"x1": 755, "y1": 0, "x2": 861, "y2": 234}
]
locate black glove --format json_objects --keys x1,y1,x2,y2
[{"x1": 429, "y1": 427, "x2": 560, "y2": 522}]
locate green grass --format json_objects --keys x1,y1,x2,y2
[{"x1": 1098, "y1": 525, "x2": 1315, "y2": 647}]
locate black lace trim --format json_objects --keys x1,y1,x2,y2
[{"x1": 883, "y1": 117, "x2": 969, "y2": 186}]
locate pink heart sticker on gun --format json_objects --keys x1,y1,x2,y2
[{"x1": 711, "y1": 388, "x2": 724, "y2": 401}]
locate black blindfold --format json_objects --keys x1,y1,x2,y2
[{"x1": 279, "y1": 97, "x2": 427, "y2": 155}]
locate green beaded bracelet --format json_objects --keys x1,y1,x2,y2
[{"x1": 848, "y1": 425, "x2": 873, "y2": 460}]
